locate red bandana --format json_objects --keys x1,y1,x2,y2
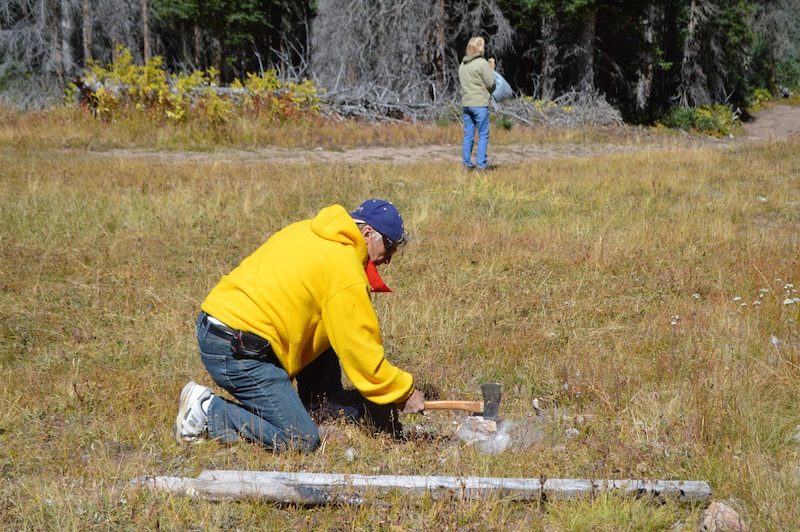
[{"x1": 365, "y1": 259, "x2": 392, "y2": 292}]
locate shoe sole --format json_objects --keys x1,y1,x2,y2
[{"x1": 174, "y1": 381, "x2": 198, "y2": 444}]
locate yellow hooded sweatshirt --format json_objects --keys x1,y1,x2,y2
[{"x1": 200, "y1": 204, "x2": 414, "y2": 405}]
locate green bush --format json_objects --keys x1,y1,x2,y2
[
  {"x1": 492, "y1": 113, "x2": 514, "y2": 131},
  {"x1": 67, "y1": 46, "x2": 322, "y2": 126},
  {"x1": 660, "y1": 104, "x2": 738, "y2": 137},
  {"x1": 747, "y1": 88, "x2": 773, "y2": 109}
]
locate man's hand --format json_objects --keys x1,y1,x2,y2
[{"x1": 397, "y1": 389, "x2": 425, "y2": 414}]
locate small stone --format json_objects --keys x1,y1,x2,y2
[
  {"x1": 344, "y1": 447, "x2": 358, "y2": 462},
  {"x1": 456, "y1": 416, "x2": 504, "y2": 454},
  {"x1": 701, "y1": 500, "x2": 747, "y2": 532},
  {"x1": 458, "y1": 416, "x2": 498, "y2": 438}
]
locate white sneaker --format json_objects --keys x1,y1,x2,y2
[{"x1": 174, "y1": 381, "x2": 213, "y2": 444}]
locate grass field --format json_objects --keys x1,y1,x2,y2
[{"x1": 1, "y1": 110, "x2": 799, "y2": 530}]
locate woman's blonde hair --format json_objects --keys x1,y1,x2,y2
[{"x1": 466, "y1": 37, "x2": 485, "y2": 56}]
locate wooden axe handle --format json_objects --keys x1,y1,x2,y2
[{"x1": 424, "y1": 400, "x2": 483, "y2": 413}]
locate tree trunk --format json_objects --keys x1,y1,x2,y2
[
  {"x1": 111, "y1": 35, "x2": 120, "y2": 62},
  {"x1": 270, "y1": 0, "x2": 283, "y2": 75},
  {"x1": 82, "y1": 0, "x2": 92, "y2": 63},
  {"x1": 435, "y1": 0, "x2": 445, "y2": 91},
  {"x1": 635, "y1": 5, "x2": 658, "y2": 113},
  {"x1": 48, "y1": 0, "x2": 65, "y2": 88},
  {"x1": 540, "y1": 13, "x2": 558, "y2": 100},
  {"x1": 678, "y1": 0, "x2": 697, "y2": 107},
  {"x1": 60, "y1": 0, "x2": 74, "y2": 80},
  {"x1": 577, "y1": 8, "x2": 596, "y2": 93},
  {"x1": 142, "y1": 0, "x2": 150, "y2": 62},
  {"x1": 193, "y1": 24, "x2": 201, "y2": 68},
  {"x1": 211, "y1": 35, "x2": 223, "y2": 77},
  {"x1": 677, "y1": 0, "x2": 710, "y2": 107},
  {"x1": 767, "y1": 21, "x2": 776, "y2": 89}
]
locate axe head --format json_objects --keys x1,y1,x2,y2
[{"x1": 480, "y1": 382, "x2": 502, "y2": 420}]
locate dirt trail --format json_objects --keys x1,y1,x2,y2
[
  {"x1": 99, "y1": 104, "x2": 800, "y2": 166},
  {"x1": 740, "y1": 104, "x2": 800, "y2": 142}
]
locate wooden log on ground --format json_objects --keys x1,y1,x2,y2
[
  {"x1": 130, "y1": 475, "x2": 348, "y2": 506},
  {"x1": 193, "y1": 470, "x2": 711, "y2": 503}
]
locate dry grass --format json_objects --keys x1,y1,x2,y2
[
  {"x1": 0, "y1": 105, "x2": 647, "y2": 153},
  {"x1": 1, "y1": 111, "x2": 799, "y2": 529}
]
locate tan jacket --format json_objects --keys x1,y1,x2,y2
[{"x1": 458, "y1": 53, "x2": 496, "y2": 107}]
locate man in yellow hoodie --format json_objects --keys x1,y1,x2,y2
[{"x1": 174, "y1": 200, "x2": 426, "y2": 451}]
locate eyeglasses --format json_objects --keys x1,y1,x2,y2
[{"x1": 382, "y1": 233, "x2": 406, "y2": 254}]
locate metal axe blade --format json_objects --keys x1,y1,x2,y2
[{"x1": 480, "y1": 382, "x2": 502, "y2": 420}]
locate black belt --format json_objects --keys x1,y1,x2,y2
[
  {"x1": 202, "y1": 312, "x2": 280, "y2": 366},
  {"x1": 202, "y1": 313, "x2": 237, "y2": 340}
]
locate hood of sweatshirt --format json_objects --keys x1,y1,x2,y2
[{"x1": 310, "y1": 204, "x2": 368, "y2": 262}]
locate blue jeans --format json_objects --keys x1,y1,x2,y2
[
  {"x1": 196, "y1": 312, "x2": 320, "y2": 452},
  {"x1": 462, "y1": 106, "x2": 490, "y2": 168}
]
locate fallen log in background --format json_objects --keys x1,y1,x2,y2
[{"x1": 133, "y1": 470, "x2": 712, "y2": 506}]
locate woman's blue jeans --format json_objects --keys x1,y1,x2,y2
[
  {"x1": 196, "y1": 312, "x2": 321, "y2": 452},
  {"x1": 462, "y1": 106, "x2": 490, "y2": 168}
]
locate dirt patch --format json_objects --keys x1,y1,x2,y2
[
  {"x1": 99, "y1": 142, "x2": 652, "y2": 166},
  {"x1": 95, "y1": 105, "x2": 799, "y2": 166},
  {"x1": 740, "y1": 104, "x2": 800, "y2": 142},
  {"x1": 96, "y1": 136, "x2": 723, "y2": 167}
]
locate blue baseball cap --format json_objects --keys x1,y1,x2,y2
[{"x1": 350, "y1": 199, "x2": 408, "y2": 244}]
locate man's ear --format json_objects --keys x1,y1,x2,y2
[{"x1": 361, "y1": 224, "x2": 374, "y2": 238}]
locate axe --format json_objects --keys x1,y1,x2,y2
[{"x1": 424, "y1": 382, "x2": 502, "y2": 420}]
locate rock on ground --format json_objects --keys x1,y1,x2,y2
[{"x1": 701, "y1": 500, "x2": 748, "y2": 532}]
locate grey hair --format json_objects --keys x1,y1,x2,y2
[{"x1": 355, "y1": 221, "x2": 383, "y2": 241}]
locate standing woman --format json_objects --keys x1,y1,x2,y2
[{"x1": 458, "y1": 36, "x2": 496, "y2": 170}]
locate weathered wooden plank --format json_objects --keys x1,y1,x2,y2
[
  {"x1": 130, "y1": 475, "x2": 343, "y2": 505},
  {"x1": 199, "y1": 470, "x2": 538, "y2": 500},
  {"x1": 197, "y1": 470, "x2": 712, "y2": 503},
  {"x1": 133, "y1": 471, "x2": 711, "y2": 505}
]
